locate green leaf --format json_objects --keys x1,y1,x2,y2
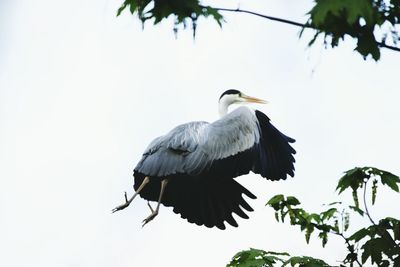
[
  {"x1": 360, "y1": 167, "x2": 400, "y2": 192},
  {"x1": 349, "y1": 228, "x2": 370, "y2": 242},
  {"x1": 333, "y1": 219, "x2": 340, "y2": 233},
  {"x1": 349, "y1": 205, "x2": 365, "y2": 216},
  {"x1": 336, "y1": 167, "x2": 367, "y2": 194},
  {"x1": 344, "y1": 251, "x2": 358, "y2": 265},
  {"x1": 305, "y1": 225, "x2": 314, "y2": 244},
  {"x1": 309, "y1": 0, "x2": 375, "y2": 26},
  {"x1": 287, "y1": 196, "x2": 301, "y2": 206},
  {"x1": 318, "y1": 231, "x2": 328, "y2": 247},
  {"x1": 309, "y1": 213, "x2": 321, "y2": 224},
  {"x1": 265, "y1": 251, "x2": 290, "y2": 256},
  {"x1": 283, "y1": 256, "x2": 332, "y2": 267},
  {"x1": 394, "y1": 221, "x2": 400, "y2": 241},
  {"x1": 324, "y1": 201, "x2": 342, "y2": 206},
  {"x1": 266, "y1": 194, "x2": 284, "y2": 206},
  {"x1": 129, "y1": 0, "x2": 138, "y2": 15},
  {"x1": 380, "y1": 172, "x2": 400, "y2": 192},
  {"x1": 344, "y1": 212, "x2": 350, "y2": 232},
  {"x1": 372, "y1": 179, "x2": 378, "y2": 205},
  {"x1": 361, "y1": 237, "x2": 391, "y2": 264},
  {"x1": 352, "y1": 190, "x2": 359, "y2": 208},
  {"x1": 380, "y1": 260, "x2": 391, "y2": 267},
  {"x1": 321, "y1": 208, "x2": 337, "y2": 220},
  {"x1": 202, "y1": 6, "x2": 224, "y2": 27},
  {"x1": 117, "y1": 0, "x2": 132, "y2": 16},
  {"x1": 355, "y1": 30, "x2": 381, "y2": 60},
  {"x1": 227, "y1": 248, "x2": 287, "y2": 267},
  {"x1": 266, "y1": 194, "x2": 285, "y2": 211}
]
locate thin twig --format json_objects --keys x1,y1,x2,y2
[
  {"x1": 336, "y1": 232, "x2": 363, "y2": 267},
  {"x1": 214, "y1": 7, "x2": 310, "y2": 28},
  {"x1": 377, "y1": 41, "x2": 400, "y2": 52},
  {"x1": 211, "y1": 6, "x2": 400, "y2": 53},
  {"x1": 363, "y1": 181, "x2": 376, "y2": 225},
  {"x1": 311, "y1": 221, "x2": 362, "y2": 266}
]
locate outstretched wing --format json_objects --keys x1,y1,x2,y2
[{"x1": 196, "y1": 107, "x2": 296, "y2": 180}]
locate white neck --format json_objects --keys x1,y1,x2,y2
[
  {"x1": 218, "y1": 101, "x2": 229, "y2": 117},
  {"x1": 218, "y1": 94, "x2": 238, "y2": 117}
]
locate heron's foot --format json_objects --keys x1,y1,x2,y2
[
  {"x1": 142, "y1": 210, "x2": 158, "y2": 227},
  {"x1": 112, "y1": 192, "x2": 130, "y2": 213}
]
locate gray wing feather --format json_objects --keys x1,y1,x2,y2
[{"x1": 135, "y1": 107, "x2": 260, "y2": 177}]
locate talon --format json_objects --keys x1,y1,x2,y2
[
  {"x1": 111, "y1": 202, "x2": 129, "y2": 213},
  {"x1": 142, "y1": 211, "x2": 158, "y2": 227},
  {"x1": 112, "y1": 177, "x2": 150, "y2": 214}
]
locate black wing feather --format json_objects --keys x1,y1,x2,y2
[
  {"x1": 134, "y1": 172, "x2": 256, "y2": 229},
  {"x1": 254, "y1": 110, "x2": 296, "y2": 181}
]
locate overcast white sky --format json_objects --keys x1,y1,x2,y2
[{"x1": 1, "y1": 0, "x2": 399, "y2": 266}]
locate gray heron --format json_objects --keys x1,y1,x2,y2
[{"x1": 112, "y1": 89, "x2": 296, "y2": 229}]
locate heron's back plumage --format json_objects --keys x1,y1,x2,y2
[{"x1": 135, "y1": 107, "x2": 260, "y2": 178}]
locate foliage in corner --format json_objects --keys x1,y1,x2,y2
[
  {"x1": 117, "y1": 0, "x2": 223, "y2": 36},
  {"x1": 227, "y1": 249, "x2": 331, "y2": 267},
  {"x1": 227, "y1": 249, "x2": 288, "y2": 267},
  {"x1": 306, "y1": 0, "x2": 400, "y2": 60},
  {"x1": 116, "y1": 0, "x2": 400, "y2": 60},
  {"x1": 227, "y1": 167, "x2": 400, "y2": 266}
]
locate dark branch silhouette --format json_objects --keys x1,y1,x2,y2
[{"x1": 212, "y1": 6, "x2": 400, "y2": 53}]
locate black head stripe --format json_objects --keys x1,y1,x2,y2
[{"x1": 219, "y1": 89, "x2": 241, "y2": 100}]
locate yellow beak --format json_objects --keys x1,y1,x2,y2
[{"x1": 241, "y1": 94, "x2": 268, "y2": 104}]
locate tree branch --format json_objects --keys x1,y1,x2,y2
[
  {"x1": 337, "y1": 232, "x2": 363, "y2": 267},
  {"x1": 214, "y1": 7, "x2": 310, "y2": 28},
  {"x1": 213, "y1": 7, "x2": 400, "y2": 53},
  {"x1": 306, "y1": 221, "x2": 361, "y2": 266},
  {"x1": 377, "y1": 41, "x2": 400, "y2": 52}
]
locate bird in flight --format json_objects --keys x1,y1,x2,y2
[{"x1": 112, "y1": 89, "x2": 296, "y2": 229}]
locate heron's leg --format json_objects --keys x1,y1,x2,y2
[
  {"x1": 112, "y1": 176, "x2": 150, "y2": 213},
  {"x1": 142, "y1": 179, "x2": 168, "y2": 227},
  {"x1": 147, "y1": 201, "x2": 154, "y2": 213}
]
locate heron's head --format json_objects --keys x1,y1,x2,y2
[{"x1": 218, "y1": 89, "x2": 267, "y2": 116}]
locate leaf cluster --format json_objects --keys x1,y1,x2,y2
[
  {"x1": 227, "y1": 248, "x2": 330, "y2": 267},
  {"x1": 266, "y1": 195, "x2": 341, "y2": 247},
  {"x1": 350, "y1": 217, "x2": 400, "y2": 265},
  {"x1": 336, "y1": 167, "x2": 399, "y2": 208},
  {"x1": 117, "y1": 0, "x2": 223, "y2": 36},
  {"x1": 228, "y1": 167, "x2": 400, "y2": 266},
  {"x1": 307, "y1": 0, "x2": 400, "y2": 60}
]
